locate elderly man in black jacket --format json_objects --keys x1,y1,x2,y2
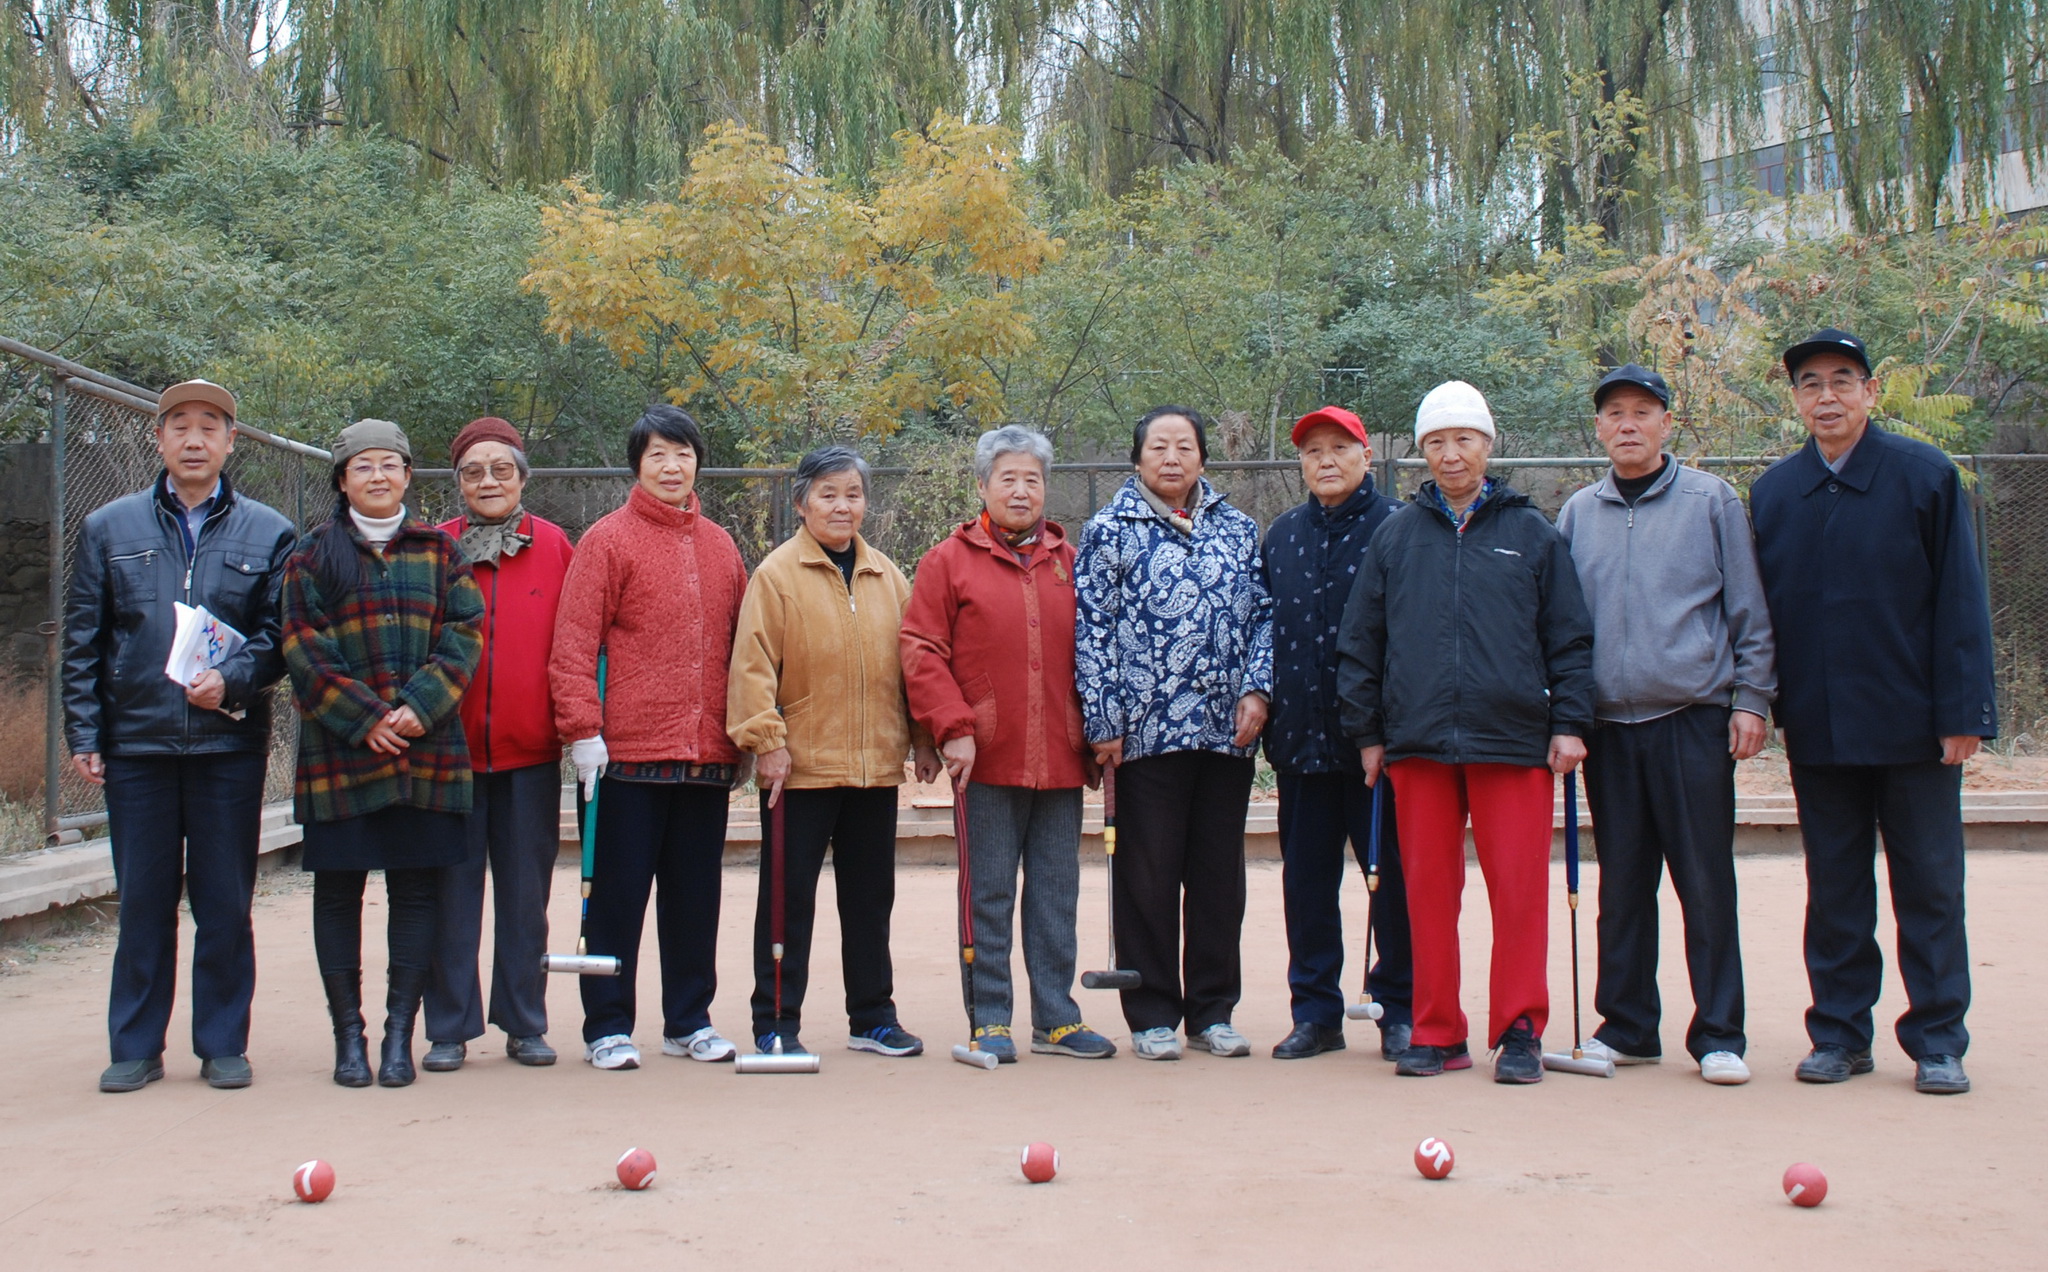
[
  {"x1": 1260, "y1": 406, "x2": 1412, "y2": 1061},
  {"x1": 64, "y1": 380, "x2": 298, "y2": 1093},
  {"x1": 1751, "y1": 329, "x2": 1996, "y2": 1096}
]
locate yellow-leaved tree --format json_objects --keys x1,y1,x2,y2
[{"x1": 523, "y1": 116, "x2": 1058, "y2": 459}]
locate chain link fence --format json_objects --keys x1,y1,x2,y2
[{"x1": 6, "y1": 338, "x2": 2047, "y2": 853}]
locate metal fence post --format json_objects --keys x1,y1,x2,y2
[{"x1": 43, "y1": 377, "x2": 66, "y2": 845}]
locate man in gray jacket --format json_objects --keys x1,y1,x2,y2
[{"x1": 1555, "y1": 365, "x2": 1776, "y2": 1085}]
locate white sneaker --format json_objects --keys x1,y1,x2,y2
[
  {"x1": 1131, "y1": 1027, "x2": 1183, "y2": 1061},
  {"x1": 585, "y1": 1034, "x2": 641, "y2": 1070},
  {"x1": 664, "y1": 1027, "x2": 737, "y2": 1062},
  {"x1": 1579, "y1": 1037, "x2": 1659, "y2": 1066},
  {"x1": 1699, "y1": 1051, "x2": 1751, "y2": 1085},
  {"x1": 1192, "y1": 1023, "x2": 1251, "y2": 1057}
]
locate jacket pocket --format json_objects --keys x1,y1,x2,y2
[
  {"x1": 109, "y1": 549, "x2": 159, "y2": 606},
  {"x1": 208, "y1": 555, "x2": 265, "y2": 624},
  {"x1": 964, "y1": 673, "x2": 997, "y2": 745}
]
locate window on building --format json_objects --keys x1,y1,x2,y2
[{"x1": 1750, "y1": 144, "x2": 1788, "y2": 197}]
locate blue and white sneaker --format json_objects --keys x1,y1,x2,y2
[
  {"x1": 755, "y1": 1031, "x2": 809, "y2": 1056},
  {"x1": 1131, "y1": 1027, "x2": 1183, "y2": 1061},
  {"x1": 1192, "y1": 1023, "x2": 1251, "y2": 1057},
  {"x1": 585, "y1": 1034, "x2": 640, "y2": 1070},
  {"x1": 969, "y1": 1024, "x2": 1018, "y2": 1063},
  {"x1": 848, "y1": 1024, "x2": 925, "y2": 1057},
  {"x1": 663, "y1": 1026, "x2": 737, "y2": 1062}
]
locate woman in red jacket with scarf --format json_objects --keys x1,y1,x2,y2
[
  {"x1": 423, "y1": 417, "x2": 575, "y2": 1072},
  {"x1": 901, "y1": 426, "x2": 1115, "y2": 1063}
]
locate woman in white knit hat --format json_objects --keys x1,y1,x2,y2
[{"x1": 1334, "y1": 382, "x2": 1597, "y2": 1083}]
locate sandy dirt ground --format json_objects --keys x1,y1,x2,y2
[{"x1": 2, "y1": 852, "x2": 2044, "y2": 1270}]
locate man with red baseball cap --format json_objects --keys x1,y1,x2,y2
[
  {"x1": 1258, "y1": 406, "x2": 1413, "y2": 1060},
  {"x1": 65, "y1": 378, "x2": 298, "y2": 1092}
]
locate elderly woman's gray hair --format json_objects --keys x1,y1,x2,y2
[
  {"x1": 451, "y1": 447, "x2": 530, "y2": 480},
  {"x1": 973, "y1": 425, "x2": 1054, "y2": 483},
  {"x1": 791, "y1": 444, "x2": 872, "y2": 505}
]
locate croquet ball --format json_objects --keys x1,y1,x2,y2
[
  {"x1": 1782, "y1": 1162, "x2": 1827, "y2": 1207},
  {"x1": 1020, "y1": 1142, "x2": 1059, "y2": 1183},
  {"x1": 292, "y1": 1159, "x2": 335, "y2": 1203},
  {"x1": 617, "y1": 1147, "x2": 657, "y2": 1191},
  {"x1": 1414, "y1": 1136, "x2": 1455, "y2": 1180}
]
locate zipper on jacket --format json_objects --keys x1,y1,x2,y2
[{"x1": 1621, "y1": 503, "x2": 1636, "y2": 719}]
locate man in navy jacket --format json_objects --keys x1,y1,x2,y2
[
  {"x1": 1750, "y1": 329, "x2": 1996, "y2": 1095},
  {"x1": 1259, "y1": 406, "x2": 1412, "y2": 1061}
]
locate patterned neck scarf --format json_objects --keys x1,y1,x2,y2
[
  {"x1": 1137, "y1": 479, "x2": 1197, "y2": 535},
  {"x1": 1429, "y1": 478, "x2": 1495, "y2": 534},
  {"x1": 459, "y1": 506, "x2": 532, "y2": 567},
  {"x1": 980, "y1": 510, "x2": 1043, "y2": 560}
]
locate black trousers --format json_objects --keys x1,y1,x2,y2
[
  {"x1": 426, "y1": 763, "x2": 561, "y2": 1044},
  {"x1": 1276, "y1": 770, "x2": 1413, "y2": 1030},
  {"x1": 1112, "y1": 750, "x2": 1255, "y2": 1034},
  {"x1": 751, "y1": 786, "x2": 900, "y2": 1038},
  {"x1": 102, "y1": 752, "x2": 266, "y2": 1063},
  {"x1": 312, "y1": 868, "x2": 441, "y2": 975},
  {"x1": 1790, "y1": 759, "x2": 1970, "y2": 1058},
  {"x1": 1584, "y1": 705, "x2": 1746, "y2": 1060},
  {"x1": 580, "y1": 776, "x2": 730, "y2": 1044}
]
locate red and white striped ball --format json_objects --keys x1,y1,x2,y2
[
  {"x1": 616, "y1": 1147, "x2": 657, "y2": 1191},
  {"x1": 1782, "y1": 1162, "x2": 1827, "y2": 1207},
  {"x1": 1414, "y1": 1136, "x2": 1455, "y2": 1180},
  {"x1": 1020, "y1": 1142, "x2": 1059, "y2": 1183},
  {"x1": 292, "y1": 1159, "x2": 335, "y2": 1203}
]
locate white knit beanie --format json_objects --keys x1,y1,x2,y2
[{"x1": 1414, "y1": 381, "x2": 1497, "y2": 444}]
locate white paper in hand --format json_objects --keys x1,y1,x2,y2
[{"x1": 165, "y1": 602, "x2": 248, "y2": 688}]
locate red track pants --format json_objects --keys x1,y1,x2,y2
[{"x1": 1388, "y1": 758, "x2": 1553, "y2": 1050}]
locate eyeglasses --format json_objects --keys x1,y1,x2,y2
[
  {"x1": 346, "y1": 460, "x2": 408, "y2": 479},
  {"x1": 1792, "y1": 374, "x2": 1868, "y2": 399},
  {"x1": 458, "y1": 463, "x2": 520, "y2": 484}
]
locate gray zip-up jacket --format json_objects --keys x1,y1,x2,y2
[{"x1": 1555, "y1": 457, "x2": 1776, "y2": 724}]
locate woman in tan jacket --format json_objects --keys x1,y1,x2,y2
[{"x1": 728, "y1": 445, "x2": 940, "y2": 1058}]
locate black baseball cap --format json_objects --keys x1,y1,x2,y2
[
  {"x1": 1593, "y1": 363, "x2": 1670, "y2": 409},
  {"x1": 1783, "y1": 328, "x2": 1872, "y2": 379}
]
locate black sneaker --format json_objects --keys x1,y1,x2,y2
[
  {"x1": 1379, "y1": 1021, "x2": 1413, "y2": 1062},
  {"x1": 1914, "y1": 1054, "x2": 1970, "y2": 1095},
  {"x1": 1796, "y1": 1044, "x2": 1875, "y2": 1084},
  {"x1": 506, "y1": 1035, "x2": 558, "y2": 1066},
  {"x1": 1394, "y1": 1041, "x2": 1472, "y2": 1077},
  {"x1": 1492, "y1": 1016, "x2": 1543, "y2": 1084},
  {"x1": 755, "y1": 1031, "x2": 809, "y2": 1056},
  {"x1": 100, "y1": 1057, "x2": 164, "y2": 1093},
  {"x1": 848, "y1": 1024, "x2": 924, "y2": 1057},
  {"x1": 1271, "y1": 1021, "x2": 1345, "y2": 1059}
]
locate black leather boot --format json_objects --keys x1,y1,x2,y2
[
  {"x1": 377, "y1": 967, "x2": 428, "y2": 1088},
  {"x1": 322, "y1": 970, "x2": 373, "y2": 1088}
]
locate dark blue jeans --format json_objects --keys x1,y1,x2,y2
[
  {"x1": 427, "y1": 763, "x2": 561, "y2": 1043},
  {"x1": 1275, "y1": 771, "x2": 1413, "y2": 1030},
  {"x1": 1792, "y1": 759, "x2": 1970, "y2": 1059},
  {"x1": 580, "y1": 776, "x2": 729, "y2": 1044},
  {"x1": 102, "y1": 751, "x2": 267, "y2": 1063}
]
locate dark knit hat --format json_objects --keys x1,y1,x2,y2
[{"x1": 450, "y1": 416, "x2": 524, "y2": 468}]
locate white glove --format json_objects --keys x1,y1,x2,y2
[{"x1": 572, "y1": 735, "x2": 609, "y2": 801}]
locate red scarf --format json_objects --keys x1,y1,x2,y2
[{"x1": 981, "y1": 510, "x2": 1043, "y2": 560}]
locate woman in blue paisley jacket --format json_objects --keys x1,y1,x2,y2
[{"x1": 1074, "y1": 405, "x2": 1274, "y2": 1061}]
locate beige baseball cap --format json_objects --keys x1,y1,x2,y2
[{"x1": 156, "y1": 379, "x2": 237, "y2": 423}]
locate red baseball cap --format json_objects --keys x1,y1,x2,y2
[{"x1": 1291, "y1": 405, "x2": 1369, "y2": 449}]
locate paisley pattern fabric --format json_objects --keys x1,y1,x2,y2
[{"x1": 1074, "y1": 476, "x2": 1274, "y2": 760}]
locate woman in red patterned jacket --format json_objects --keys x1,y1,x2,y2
[
  {"x1": 282, "y1": 419, "x2": 483, "y2": 1090},
  {"x1": 548, "y1": 406, "x2": 750, "y2": 1072}
]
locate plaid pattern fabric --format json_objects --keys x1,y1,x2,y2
[{"x1": 282, "y1": 516, "x2": 485, "y2": 823}]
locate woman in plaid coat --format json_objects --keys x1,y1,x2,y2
[{"x1": 283, "y1": 419, "x2": 483, "y2": 1089}]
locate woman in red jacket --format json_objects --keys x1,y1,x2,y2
[
  {"x1": 900, "y1": 426, "x2": 1115, "y2": 1062},
  {"x1": 423, "y1": 418, "x2": 575, "y2": 1072},
  {"x1": 548, "y1": 406, "x2": 750, "y2": 1072}
]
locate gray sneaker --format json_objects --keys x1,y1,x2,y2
[
  {"x1": 1191, "y1": 1023, "x2": 1251, "y2": 1057},
  {"x1": 1131, "y1": 1027, "x2": 1183, "y2": 1061}
]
